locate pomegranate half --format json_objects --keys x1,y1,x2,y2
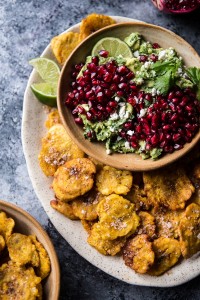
[{"x1": 152, "y1": 0, "x2": 200, "y2": 14}]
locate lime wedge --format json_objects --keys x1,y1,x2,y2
[
  {"x1": 29, "y1": 57, "x2": 60, "y2": 84},
  {"x1": 91, "y1": 37, "x2": 133, "y2": 58},
  {"x1": 31, "y1": 83, "x2": 57, "y2": 107}
]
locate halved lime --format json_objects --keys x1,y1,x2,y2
[
  {"x1": 31, "y1": 83, "x2": 57, "y2": 107},
  {"x1": 91, "y1": 37, "x2": 133, "y2": 58},
  {"x1": 29, "y1": 57, "x2": 60, "y2": 84}
]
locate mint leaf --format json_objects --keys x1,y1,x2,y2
[{"x1": 186, "y1": 67, "x2": 200, "y2": 100}]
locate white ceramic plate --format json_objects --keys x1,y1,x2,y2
[{"x1": 22, "y1": 16, "x2": 200, "y2": 287}]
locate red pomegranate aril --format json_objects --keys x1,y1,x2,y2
[
  {"x1": 118, "y1": 82, "x2": 128, "y2": 90},
  {"x1": 145, "y1": 93, "x2": 152, "y2": 102},
  {"x1": 110, "y1": 83, "x2": 118, "y2": 92},
  {"x1": 87, "y1": 131, "x2": 93, "y2": 138},
  {"x1": 124, "y1": 122, "x2": 133, "y2": 129},
  {"x1": 174, "y1": 144, "x2": 183, "y2": 150},
  {"x1": 87, "y1": 63, "x2": 97, "y2": 72},
  {"x1": 106, "y1": 62, "x2": 116, "y2": 73},
  {"x1": 117, "y1": 65, "x2": 128, "y2": 74},
  {"x1": 103, "y1": 72, "x2": 113, "y2": 82},
  {"x1": 74, "y1": 117, "x2": 83, "y2": 125},
  {"x1": 98, "y1": 66, "x2": 107, "y2": 76},
  {"x1": 185, "y1": 105, "x2": 193, "y2": 112},
  {"x1": 127, "y1": 97, "x2": 136, "y2": 106},
  {"x1": 171, "y1": 97, "x2": 180, "y2": 105},
  {"x1": 168, "y1": 91, "x2": 175, "y2": 100},
  {"x1": 106, "y1": 106, "x2": 113, "y2": 113},
  {"x1": 139, "y1": 55, "x2": 148, "y2": 62},
  {"x1": 97, "y1": 104, "x2": 104, "y2": 111},
  {"x1": 152, "y1": 43, "x2": 160, "y2": 49},
  {"x1": 143, "y1": 123, "x2": 151, "y2": 135},
  {"x1": 172, "y1": 133, "x2": 181, "y2": 142},
  {"x1": 97, "y1": 92, "x2": 104, "y2": 102},
  {"x1": 105, "y1": 89, "x2": 113, "y2": 97},
  {"x1": 163, "y1": 124, "x2": 172, "y2": 131},
  {"x1": 116, "y1": 91, "x2": 124, "y2": 97},
  {"x1": 86, "y1": 112, "x2": 93, "y2": 121},
  {"x1": 92, "y1": 56, "x2": 99, "y2": 64},
  {"x1": 151, "y1": 134, "x2": 159, "y2": 145},
  {"x1": 113, "y1": 74, "x2": 120, "y2": 83},
  {"x1": 131, "y1": 141, "x2": 138, "y2": 148},
  {"x1": 164, "y1": 145, "x2": 174, "y2": 153},
  {"x1": 126, "y1": 71, "x2": 135, "y2": 80},
  {"x1": 160, "y1": 140, "x2": 168, "y2": 148},
  {"x1": 99, "y1": 50, "x2": 109, "y2": 58},
  {"x1": 95, "y1": 85, "x2": 102, "y2": 94},
  {"x1": 149, "y1": 54, "x2": 158, "y2": 62},
  {"x1": 130, "y1": 84, "x2": 138, "y2": 91},
  {"x1": 71, "y1": 81, "x2": 77, "y2": 88},
  {"x1": 108, "y1": 101, "x2": 117, "y2": 108},
  {"x1": 86, "y1": 90, "x2": 94, "y2": 99},
  {"x1": 119, "y1": 131, "x2": 126, "y2": 138}
]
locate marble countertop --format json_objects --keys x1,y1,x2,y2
[{"x1": 0, "y1": 0, "x2": 200, "y2": 299}]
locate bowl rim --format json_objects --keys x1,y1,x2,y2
[
  {"x1": 58, "y1": 21, "x2": 200, "y2": 171},
  {"x1": 0, "y1": 199, "x2": 60, "y2": 300}
]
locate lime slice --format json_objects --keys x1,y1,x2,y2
[
  {"x1": 29, "y1": 57, "x2": 60, "y2": 84},
  {"x1": 31, "y1": 83, "x2": 57, "y2": 107},
  {"x1": 91, "y1": 37, "x2": 133, "y2": 58}
]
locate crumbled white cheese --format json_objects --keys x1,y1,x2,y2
[
  {"x1": 139, "y1": 108, "x2": 147, "y2": 118},
  {"x1": 109, "y1": 113, "x2": 119, "y2": 120},
  {"x1": 106, "y1": 149, "x2": 112, "y2": 155},
  {"x1": 133, "y1": 50, "x2": 139, "y2": 57},
  {"x1": 158, "y1": 50, "x2": 167, "y2": 60},
  {"x1": 127, "y1": 130, "x2": 134, "y2": 136},
  {"x1": 144, "y1": 61, "x2": 152, "y2": 69},
  {"x1": 151, "y1": 87, "x2": 157, "y2": 96},
  {"x1": 119, "y1": 106, "x2": 126, "y2": 118},
  {"x1": 115, "y1": 96, "x2": 120, "y2": 102},
  {"x1": 118, "y1": 102, "x2": 126, "y2": 107},
  {"x1": 125, "y1": 141, "x2": 131, "y2": 149},
  {"x1": 135, "y1": 78, "x2": 144, "y2": 85}
]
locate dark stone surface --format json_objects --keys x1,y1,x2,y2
[{"x1": 0, "y1": 0, "x2": 200, "y2": 299}]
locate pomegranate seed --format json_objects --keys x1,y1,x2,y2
[
  {"x1": 117, "y1": 65, "x2": 128, "y2": 74},
  {"x1": 124, "y1": 122, "x2": 133, "y2": 129},
  {"x1": 99, "y1": 50, "x2": 109, "y2": 57},
  {"x1": 149, "y1": 54, "x2": 158, "y2": 62},
  {"x1": 139, "y1": 55, "x2": 148, "y2": 62},
  {"x1": 74, "y1": 117, "x2": 83, "y2": 125},
  {"x1": 108, "y1": 101, "x2": 117, "y2": 108},
  {"x1": 77, "y1": 106, "x2": 86, "y2": 114},
  {"x1": 103, "y1": 72, "x2": 113, "y2": 82},
  {"x1": 152, "y1": 43, "x2": 160, "y2": 49},
  {"x1": 92, "y1": 56, "x2": 99, "y2": 64},
  {"x1": 86, "y1": 112, "x2": 93, "y2": 121}
]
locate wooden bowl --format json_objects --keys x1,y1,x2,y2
[
  {"x1": 0, "y1": 200, "x2": 60, "y2": 300},
  {"x1": 58, "y1": 22, "x2": 200, "y2": 171}
]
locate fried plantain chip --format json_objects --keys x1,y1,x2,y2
[
  {"x1": 137, "y1": 211, "x2": 156, "y2": 239},
  {"x1": 7, "y1": 233, "x2": 39, "y2": 267},
  {"x1": 39, "y1": 124, "x2": 85, "y2": 177},
  {"x1": 0, "y1": 211, "x2": 15, "y2": 242},
  {"x1": 126, "y1": 184, "x2": 151, "y2": 211},
  {"x1": 123, "y1": 234, "x2": 155, "y2": 274},
  {"x1": 81, "y1": 219, "x2": 97, "y2": 234},
  {"x1": 0, "y1": 235, "x2": 5, "y2": 253},
  {"x1": 178, "y1": 203, "x2": 200, "y2": 258},
  {"x1": 80, "y1": 13, "x2": 116, "y2": 39},
  {"x1": 87, "y1": 223, "x2": 126, "y2": 256},
  {"x1": 153, "y1": 208, "x2": 184, "y2": 239},
  {"x1": 96, "y1": 194, "x2": 140, "y2": 240},
  {"x1": 0, "y1": 262, "x2": 41, "y2": 300},
  {"x1": 96, "y1": 166, "x2": 133, "y2": 196},
  {"x1": 51, "y1": 31, "x2": 82, "y2": 65},
  {"x1": 148, "y1": 237, "x2": 181, "y2": 276},
  {"x1": 52, "y1": 158, "x2": 96, "y2": 201},
  {"x1": 50, "y1": 199, "x2": 78, "y2": 220},
  {"x1": 45, "y1": 109, "x2": 61, "y2": 129},
  {"x1": 143, "y1": 166, "x2": 194, "y2": 210},
  {"x1": 30, "y1": 235, "x2": 51, "y2": 280},
  {"x1": 71, "y1": 189, "x2": 103, "y2": 221}
]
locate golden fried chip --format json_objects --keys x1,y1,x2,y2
[
  {"x1": 81, "y1": 220, "x2": 97, "y2": 234},
  {"x1": 178, "y1": 203, "x2": 200, "y2": 258},
  {"x1": 96, "y1": 194, "x2": 140, "y2": 240},
  {"x1": 30, "y1": 235, "x2": 51, "y2": 280},
  {"x1": 0, "y1": 262, "x2": 41, "y2": 300},
  {"x1": 80, "y1": 13, "x2": 116, "y2": 39},
  {"x1": 87, "y1": 223, "x2": 126, "y2": 256},
  {"x1": 126, "y1": 184, "x2": 151, "y2": 211},
  {"x1": 51, "y1": 31, "x2": 82, "y2": 65},
  {"x1": 0, "y1": 211, "x2": 15, "y2": 241},
  {"x1": 153, "y1": 208, "x2": 184, "y2": 239},
  {"x1": 148, "y1": 237, "x2": 181, "y2": 276},
  {"x1": 123, "y1": 234, "x2": 155, "y2": 274},
  {"x1": 45, "y1": 109, "x2": 61, "y2": 129},
  {"x1": 71, "y1": 189, "x2": 103, "y2": 221},
  {"x1": 50, "y1": 199, "x2": 78, "y2": 220},
  {"x1": 96, "y1": 166, "x2": 133, "y2": 196},
  {"x1": 39, "y1": 124, "x2": 85, "y2": 177},
  {"x1": 52, "y1": 158, "x2": 96, "y2": 201},
  {"x1": 189, "y1": 189, "x2": 200, "y2": 206},
  {"x1": 137, "y1": 212, "x2": 156, "y2": 239},
  {"x1": 143, "y1": 166, "x2": 194, "y2": 210},
  {"x1": 7, "y1": 233, "x2": 39, "y2": 267},
  {"x1": 0, "y1": 235, "x2": 5, "y2": 253}
]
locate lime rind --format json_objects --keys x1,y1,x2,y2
[
  {"x1": 31, "y1": 83, "x2": 57, "y2": 107},
  {"x1": 91, "y1": 37, "x2": 133, "y2": 58}
]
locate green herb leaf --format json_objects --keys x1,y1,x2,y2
[
  {"x1": 186, "y1": 67, "x2": 200, "y2": 100},
  {"x1": 153, "y1": 70, "x2": 173, "y2": 95}
]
